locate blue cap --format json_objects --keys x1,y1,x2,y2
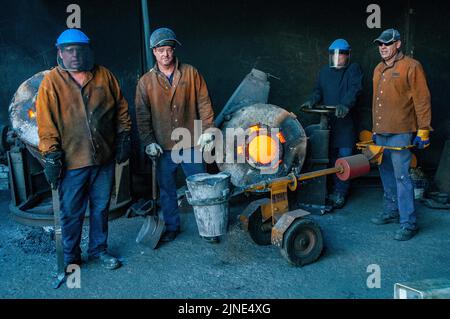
[
  {"x1": 374, "y1": 28, "x2": 401, "y2": 44},
  {"x1": 56, "y1": 29, "x2": 90, "y2": 47}
]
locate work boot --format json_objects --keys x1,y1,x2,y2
[
  {"x1": 394, "y1": 226, "x2": 418, "y2": 241},
  {"x1": 89, "y1": 252, "x2": 121, "y2": 270},
  {"x1": 328, "y1": 192, "x2": 346, "y2": 209},
  {"x1": 160, "y1": 229, "x2": 180, "y2": 242},
  {"x1": 202, "y1": 236, "x2": 220, "y2": 244},
  {"x1": 370, "y1": 212, "x2": 400, "y2": 225}
]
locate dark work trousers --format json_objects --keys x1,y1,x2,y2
[
  {"x1": 58, "y1": 161, "x2": 115, "y2": 264},
  {"x1": 157, "y1": 147, "x2": 206, "y2": 232}
]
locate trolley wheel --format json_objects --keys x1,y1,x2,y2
[
  {"x1": 248, "y1": 208, "x2": 272, "y2": 246},
  {"x1": 280, "y1": 218, "x2": 323, "y2": 266}
]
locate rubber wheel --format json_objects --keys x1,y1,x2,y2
[
  {"x1": 280, "y1": 218, "x2": 323, "y2": 266},
  {"x1": 248, "y1": 208, "x2": 272, "y2": 246}
]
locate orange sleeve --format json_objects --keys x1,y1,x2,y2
[
  {"x1": 108, "y1": 71, "x2": 131, "y2": 133},
  {"x1": 409, "y1": 62, "x2": 432, "y2": 130},
  {"x1": 36, "y1": 77, "x2": 61, "y2": 155},
  {"x1": 194, "y1": 69, "x2": 214, "y2": 131}
]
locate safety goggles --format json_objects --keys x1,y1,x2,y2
[{"x1": 378, "y1": 41, "x2": 397, "y2": 47}]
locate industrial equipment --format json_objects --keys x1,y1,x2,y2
[
  {"x1": 236, "y1": 154, "x2": 369, "y2": 266},
  {"x1": 209, "y1": 69, "x2": 371, "y2": 266}
]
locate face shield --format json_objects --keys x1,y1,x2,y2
[
  {"x1": 57, "y1": 44, "x2": 94, "y2": 72},
  {"x1": 329, "y1": 49, "x2": 350, "y2": 69}
]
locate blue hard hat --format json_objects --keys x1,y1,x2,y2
[
  {"x1": 150, "y1": 27, "x2": 181, "y2": 48},
  {"x1": 55, "y1": 29, "x2": 90, "y2": 47},
  {"x1": 329, "y1": 39, "x2": 351, "y2": 51}
]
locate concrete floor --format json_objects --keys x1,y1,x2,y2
[{"x1": 0, "y1": 184, "x2": 449, "y2": 299}]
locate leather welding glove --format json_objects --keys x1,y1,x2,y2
[
  {"x1": 43, "y1": 151, "x2": 64, "y2": 190},
  {"x1": 300, "y1": 99, "x2": 316, "y2": 110},
  {"x1": 145, "y1": 143, "x2": 163, "y2": 157},
  {"x1": 115, "y1": 131, "x2": 131, "y2": 164},
  {"x1": 413, "y1": 129, "x2": 430, "y2": 149},
  {"x1": 335, "y1": 104, "x2": 349, "y2": 118},
  {"x1": 197, "y1": 132, "x2": 214, "y2": 152}
]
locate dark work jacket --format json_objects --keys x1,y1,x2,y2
[{"x1": 310, "y1": 63, "x2": 363, "y2": 148}]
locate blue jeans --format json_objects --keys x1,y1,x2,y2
[
  {"x1": 331, "y1": 147, "x2": 353, "y2": 196},
  {"x1": 157, "y1": 148, "x2": 206, "y2": 232},
  {"x1": 375, "y1": 133, "x2": 416, "y2": 229},
  {"x1": 58, "y1": 161, "x2": 115, "y2": 264}
]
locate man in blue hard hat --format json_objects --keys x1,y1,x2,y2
[
  {"x1": 370, "y1": 28, "x2": 432, "y2": 241},
  {"x1": 135, "y1": 27, "x2": 216, "y2": 244},
  {"x1": 36, "y1": 29, "x2": 132, "y2": 270},
  {"x1": 301, "y1": 39, "x2": 364, "y2": 209}
]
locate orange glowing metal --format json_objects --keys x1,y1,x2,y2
[
  {"x1": 249, "y1": 125, "x2": 260, "y2": 133},
  {"x1": 28, "y1": 109, "x2": 36, "y2": 119},
  {"x1": 248, "y1": 135, "x2": 278, "y2": 165},
  {"x1": 276, "y1": 132, "x2": 286, "y2": 144}
]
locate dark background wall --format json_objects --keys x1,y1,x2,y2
[{"x1": 1, "y1": 0, "x2": 449, "y2": 172}]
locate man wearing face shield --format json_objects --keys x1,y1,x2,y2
[
  {"x1": 36, "y1": 29, "x2": 132, "y2": 270},
  {"x1": 300, "y1": 39, "x2": 364, "y2": 209}
]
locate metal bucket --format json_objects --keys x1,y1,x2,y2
[{"x1": 186, "y1": 172, "x2": 231, "y2": 237}]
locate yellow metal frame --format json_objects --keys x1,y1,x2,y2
[{"x1": 357, "y1": 141, "x2": 415, "y2": 165}]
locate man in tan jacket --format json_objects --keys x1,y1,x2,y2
[
  {"x1": 370, "y1": 28, "x2": 432, "y2": 241},
  {"x1": 36, "y1": 29, "x2": 132, "y2": 269},
  {"x1": 135, "y1": 27, "x2": 216, "y2": 243}
]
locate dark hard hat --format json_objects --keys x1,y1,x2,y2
[{"x1": 150, "y1": 27, "x2": 181, "y2": 48}]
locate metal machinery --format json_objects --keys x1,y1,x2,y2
[
  {"x1": 3, "y1": 71, "x2": 131, "y2": 226},
  {"x1": 214, "y1": 69, "x2": 370, "y2": 266}
]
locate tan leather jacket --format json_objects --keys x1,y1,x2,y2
[
  {"x1": 135, "y1": 59, "x2": 214, "y2": 150},
  {"x1": 372, "y1": 52, "x2": 432, "y2": 134},
  {"x1": 36, "y1": 65, "x2": 131, "y2": 169}
]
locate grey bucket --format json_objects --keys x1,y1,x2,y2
[{"x1": 186, "y1": 172, "x2": 231, "y2": 237}]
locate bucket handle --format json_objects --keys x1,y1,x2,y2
[{"x1": 186, "y1": 188, "x2": 231, "y2": 206}]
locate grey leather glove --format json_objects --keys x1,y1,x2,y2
[
  {"x1": 335, "y1": 104, "x2": 349, "y2": 118},
  {"x1": 300, "y1": 100, "x2": 316, "y2": 110},
  {"x1": 145, "y1": 143, "x2": 163, "y2": 157}
]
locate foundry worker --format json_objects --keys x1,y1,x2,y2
[
  {"x1": 370, "y1": 28, "x2": 432, "y2": 241},
  {"x1": 300, "y1": 39, "x2": 363, "y2": 209},
  {"x1": 135, "y1": 27, "x2": 216, "y2": 243},
  {"x1": 36, "y1": 29, "x2": 132, "y2": 270}
]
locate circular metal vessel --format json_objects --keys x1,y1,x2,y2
[
  {"x1": 9, "y1": 70, "x2": 48, "y2": 150},
  {"x1": 217, "y1": 103, "x2": 307, "y2": 188}
]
